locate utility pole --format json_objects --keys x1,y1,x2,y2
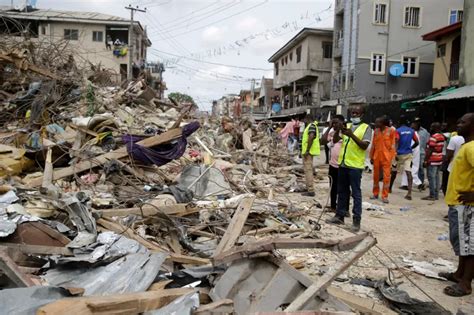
[
  {"x1": 125, "y1": 4, "x2": 146, "y2": 81},
  {"x1": 250, "y1": 78, "x2": 255, "y2": 117}
]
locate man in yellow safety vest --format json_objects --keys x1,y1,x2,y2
[
  {"x1": 301, "y1": 114, "x2": 320, "y2": 197},
  {"x1": 326, "y1": 105, "x2": 372, "y2": 232}
]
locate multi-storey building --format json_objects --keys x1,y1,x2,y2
[
  {"x1": 268, "y1": 28, "x2": 333, "y2": 118},
  {"x1": 0, "y1": 5, "x2": 152, "y2": 82},
  {"x1": 332, "y1": 0, "x2": 464, "y2": 104}
]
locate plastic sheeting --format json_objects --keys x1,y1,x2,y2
[{"x1": 123, "y1": 121, "x2": 200, "y2": 166}]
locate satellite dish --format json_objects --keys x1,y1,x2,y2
[{"x1": 390, "y1": 64, "x2": 405, "y2": 77}]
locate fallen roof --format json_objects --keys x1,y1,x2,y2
[{"x1": 422, "y1": 22, "x2": 462, "y2": 41}]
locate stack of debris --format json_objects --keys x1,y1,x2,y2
[{"x1": 0, "y1": 37, "x2": 436, "y2": 315}]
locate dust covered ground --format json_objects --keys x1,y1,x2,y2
[{"x1": 279, "y1": 155, "x2": 474, "y2": 314}]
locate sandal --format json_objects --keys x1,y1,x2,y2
[
  {"x1": 404, "y1": 195, "x2": 412, "y2": 201},
  {"x1": 444, "y1": 284, "x2": 472, "y2": 297},
  {"x1": 438, "y1": 272, "x2": 459, "y2": 283}
]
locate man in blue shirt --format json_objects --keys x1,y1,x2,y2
[{"x1": 390, "y1": 115, "x2": 419, "y2": 200}]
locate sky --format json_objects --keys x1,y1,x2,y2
[{"x1": 2, "y1": 0, "x2": 334, "y2": 110}]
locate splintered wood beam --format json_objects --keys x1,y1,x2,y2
[
  {"x1": 213, "y1": 233, "x2": 370, "y2": 264},
  {"x1": 26, "y1": 128, "x2": 183, "y2": 188},
  {"x1": 285, "y1": 236, "x2": 377, "y2": 311},
  {"x1": 0, "y1": 249, "x2": 35, "y2": 287},
  {"x1": 213, "y1": 196, "x2": 255, "y2": 258},
  {"x1": 37, "y1": 288, "x2": 195, "y2": 315}
]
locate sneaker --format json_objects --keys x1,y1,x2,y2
[
  {"x1": 326, "y1": 216, "x2": 344, "y2": 225},
  {"x1": 301, "y1": 191, "x2": 315, "y2": 197},
  {"x1": 351, "y1": 221, "x2": 361, "y2": 232},
  {"x1": 421, "y1": 196, "x2": 436, "y2": 201},
  {"x1": 382, "y1": 198, "x2": 389, "y2": 204},
  {"x1": 370, "y1": 195, "x2": 379, "y2": 200},
  {"x1": 418, "y1": 184, "x2": 426, "y2": 191},
  {"x1": 345, "y1": 211, "x2": 351, "y2": 218}
]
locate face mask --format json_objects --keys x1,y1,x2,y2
[{"x1": 351, "y1": 117, "x2": 361, "y2": 124}]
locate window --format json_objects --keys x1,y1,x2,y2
[
  {"x1": 374, "y1": 3, "x2": 388, "y2": 24},
  {"x1": 289, "y1": 52, "x2": 293, "y2": 61},
  {"x1": 296, "y1": 46, "x2": 302, "y2": 63},
  {"x1": 322, "y1": 42, "x2": 332, "y2": 59},
  {"x1": 402, "y1": 56, "x2": 419, "y2": 76},
  {"x1": 370, "y1": 53, "x2": 385, "y2": 74},
  {"x1": 64, "y1": 29, "x2": 79, "y2": 40},
  {"x1": 404, "y1": 7, "x2": 421, "y2": 27},
  {"x1": 275, "y1": 63, "x2": 279, "y2": 76},
  {"x1": 349, "y1": 70, "x2": 355, "y2": 88},
  {"x1": 285, "y1": 55, "x2": 288, "y2": 64},
  {"x1": 92, "y1": 31, "x2": 103, "y2": 42},
  {"x1": 449, "y1": 9, "x2": 463, "y2": 24},
  {"x1": 281, "y1": 59, "x2": 284, "y2": 66},
  {"x1": 40, "y1": 26, "x2": 46, "y2": 35},
  {"x1": 437, "y1": 44, "x2": 446, "y2": 58},
  {"x1": 341, "y1": 71, "x2": 347, "y2": 90}
]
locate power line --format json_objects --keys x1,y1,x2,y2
[
  {"x1": 149, "y1": 0, "x2": 269, "y2": 37},
  {"x1": 151, "y1": 48, "x2": 273, "y2": 71},
  {"x1": 158, "y1": 1, "x2": 239, "y2": 31}
]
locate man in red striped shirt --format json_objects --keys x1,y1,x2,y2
[{"x1": 422, "y1": 122, "x2": 445, "y2": 201}]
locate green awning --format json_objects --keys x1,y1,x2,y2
[{"x1": 401, "y1": 86, "x2": 458, "y2": 109}]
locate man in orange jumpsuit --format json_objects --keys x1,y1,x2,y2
[{"x1": 370, "y1": 116, "x2": 396, "y2": 203}]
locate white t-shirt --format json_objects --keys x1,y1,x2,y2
[{"x1": 447, "y1": 135, "x2": 465, "y2": 172}]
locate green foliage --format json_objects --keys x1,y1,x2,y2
[{"x1": 168, "y1": 92, "x2": 196, "y2": 106}]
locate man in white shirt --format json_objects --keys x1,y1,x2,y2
[{"x1": 447, "y1": 135, "x2": 465, "y2": 173}]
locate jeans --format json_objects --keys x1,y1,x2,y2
[
  {"x1": 336, "y1": 167, "x2": 363, "y2": 222},
  {"x1": 427, "y1": 164, "x2": 441, "y2": 199},
  {"x1": 418, "y1": 154, "x2": 425, "y2": 184}
]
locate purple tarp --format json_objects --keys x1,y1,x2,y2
[{"x1": 122, "y1": 121, "x2": 200, "y2": 166}]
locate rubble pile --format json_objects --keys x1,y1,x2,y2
[{"x1": 0, "y1": 39, "x2": 405, "y2": 315}]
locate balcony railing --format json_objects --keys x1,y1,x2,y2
[{"x1": 449, "y1": 63, "x2": 459, "y2": 81}]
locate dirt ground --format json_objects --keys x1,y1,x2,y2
[{"x1": 280, "y1": 156, "x2": 474, "y2": 314}]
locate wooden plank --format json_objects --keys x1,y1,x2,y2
[
  {"x1": 0, "y1": 243, "x2": 73, "y2": 256},
  {"x1": 327, "y1": 287, "x2": 397, "y2": 315},
  {"x1": 97, "y1": 218, "x2": 163, "y2": 251},
  {"x1": 285, "y1": 236, "x2": 377, "y2": 311},
  {"x1": 148, "y1": 280, "x2": 173, "y2": 291},
  {"x1": 194, "y1": 299, "x2": 234, "y2": 314},
  {"x1": 93, "y1": 204, "x2": 190, "y2": 218},
  {"x1": 37, "y1": 288, "x2": 195, "y2": 315},
  {"x1": 213, "y1": 196, "x2": 255, "y2": 257},
  {"x1": 0, "y1": 53, "x2": 61, "y2": 80},
  {"x1": 164, "y1": 252, "x2": 211, "y2": 266},
  {"x1": 213, "y1": 233, "x2": 369, "y2": 264},
  {"x1": 27, "y1": 128, "x2": 183, "y2": 187},
  {"x1": 0, "y1": 249, "x2": 35, "y2": 287}
]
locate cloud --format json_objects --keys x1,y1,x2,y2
[
  {"x1": 235, "y1": 16, "x2": 265, "y2": 31},
  {"x1": 201, "y1": 26, "x2": 226, "y2": 44},
  {"x1": 251, "y1": 37, "x2": 286, "y2": 55}
]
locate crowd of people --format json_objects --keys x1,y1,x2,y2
[{"x1": 275, "y1": 109, "x2": 473, "y2": 297}]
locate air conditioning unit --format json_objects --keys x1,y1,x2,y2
[{"x1": 390, "y1": 93, "x2": 403, "y2": 101}]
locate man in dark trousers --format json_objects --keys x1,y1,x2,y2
[
  {"x1": 441, "y1": 113, "x2": 474, "y2": 297},
  {"x1": 326, "y1": 105, "x2": 372, "y2": 232}
]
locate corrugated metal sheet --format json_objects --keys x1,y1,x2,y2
[
  {"x1": 420, "y1": 85, "x2": 474, "y2": 102},
  {"x1": 0, "y1": 6, "x2": 132, "y2": 24}
]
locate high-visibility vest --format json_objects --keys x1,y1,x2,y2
[
  {"x1": 338, "y1": 123, "x2": 369, "y2": 169},
  {"x1": 301, "y1": 121, "x2": 320, "y2": 155}
]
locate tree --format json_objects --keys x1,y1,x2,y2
[{"x1": 168, "y1": 92, "x2": 196, "y2": 106}]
